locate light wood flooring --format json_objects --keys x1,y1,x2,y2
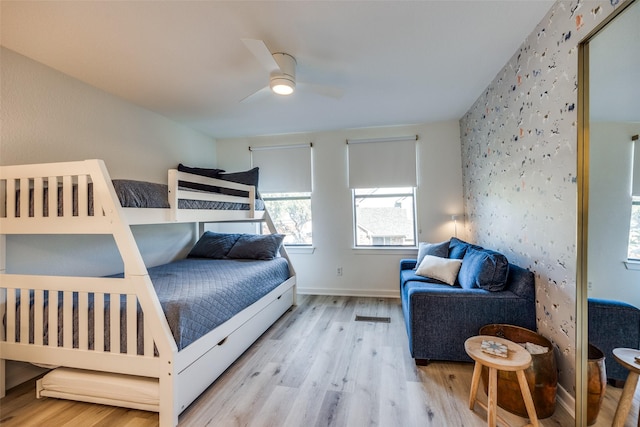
[{"x1": 0, "y1": 295, "x2": 637, "y2": 426}]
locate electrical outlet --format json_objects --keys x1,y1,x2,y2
[
  {"x1": 588, "y1": 281, "x2": 593, "y2": 291},
  {"x1": 337, "y1": 267, "x2": 343, "y2": 276}
]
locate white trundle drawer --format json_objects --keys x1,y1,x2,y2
[{"x1": 176, "y1": 287, "x2": 294, "y2": 412}]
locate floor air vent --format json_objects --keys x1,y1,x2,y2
[{"x1": 354, "y1": 315, "x2": 391, "y2": 323}]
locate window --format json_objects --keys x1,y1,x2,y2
[
  {"x1": 353, "y1": 187, "x2": 416, "y2": 247},
  {"x1": 628, "y1": 197, "x2": 640, "y2": 260},
  {"x1": 251, "y1": 143, "x2": 313, "y2": 246},
  {"x1": 347, "y1": 135, "x2": 418, "y2": 247},
  {"x1": 261, "y1": 192, "x2": 312, "y2": 245},
  {"x1": 628, "y1": 135, "x2": 640, "y2": 260}
]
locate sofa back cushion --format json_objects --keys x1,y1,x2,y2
[
  {"x1": 506, "y1": 263, "x2": 535, "y2": 300},
  {"x1": 458, "y1": 247, "x2": 509, "y2": 291},
  {"x1": 448, "y1": 237, "x2": 482, "y2": 259}
]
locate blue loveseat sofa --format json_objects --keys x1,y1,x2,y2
[{"x1": 400, "y1": 237, "x2": 537, "y2": 363}]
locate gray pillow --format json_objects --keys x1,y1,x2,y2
[
  {"x1": 218, "y1": 167, "x2": 259, "y2": 198},
  {"x1": 457, "y1": 247, "x2": 509, "y2": 291},
  {"x1": 188, "y1": 231, "x2": 241, "y2": 259},
  {"x1": 177, "y1": 163, "x2": 226, "y2": 193},
  {"x1": 226, "y1": 233, "x2": 285, "y2": 260},
  {"x1": 415, "y1": 240, "x2": 450, "y2": 270}
]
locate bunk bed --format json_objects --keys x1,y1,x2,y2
[{"x1": 0, "y1": 159, "x2": 297, "y2": 426}]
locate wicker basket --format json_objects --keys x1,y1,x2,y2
[{"x1": 479, "y1": 324, "x2": 558, "y2": 419}]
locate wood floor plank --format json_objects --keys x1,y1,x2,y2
[
  {"x1": 1, "y1": 296, "x2": 619, "y2": 426},
  {"x1": 313, "y1": 391, "x2": 350, "y2": 427},
  {"x1": 250, "y1": 385, "x2": 298, "y2": 427},
  {"x1": 281, "y1": 321, "x2": 351, "y2": 427}
]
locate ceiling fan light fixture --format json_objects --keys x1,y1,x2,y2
[{"x1": 270, "y1": 77, "x2": 295, "y2": 95}]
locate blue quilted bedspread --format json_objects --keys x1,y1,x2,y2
[
  {"x1": 13, "y1": 258, "x2": 289, "y2": 353},
  {"x1": 148, "y1": 258, "x2": 290, "y2": 350}
]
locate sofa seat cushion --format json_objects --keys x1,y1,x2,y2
[
  {"x1": 401, "y1": 268, "x2": 447, "y2": 288},
  {"x1": 458, "y1": 247, "x2": 509, "y2": 291}
]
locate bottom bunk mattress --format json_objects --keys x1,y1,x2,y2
[
  {"x1": 10, "y1": 257, "x2": 290, "y2": 353},
  {"x1": 118, "y1": 257, "x2": 290, "y2": 350}
]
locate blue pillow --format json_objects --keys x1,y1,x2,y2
[
  {"x1": 188, "y1": 231, "x2": 241, "y2": 259},
  {"x1": 415, "y1": 240, "x2": 450, "y2": 270},
  {"x1": 226, "y1": 233, "x2": 285, "y2": 260},
  {"x1": 448, "y1": 237, "x2": 482, "y2": 260},
  {"x1": 458, "y1": 247, "x2": 510, "y2": 291}
]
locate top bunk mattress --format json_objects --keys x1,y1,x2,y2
[
  {"x1": 114, "y1": 180, "x2": 265, "y2": 211},
  {"x1": 14, "y1": 179, "x2": 264, "y2": 217}
]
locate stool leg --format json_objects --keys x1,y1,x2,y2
[
  {"x1": 488, "y1": 367, "x2": 497, "y2": 427},
  {"x1": 613, "y1": 371, "x2": 639, "y2": 427},
  {"x1": 469, "y1": 362, "x2": 482, "y2": 410},
  {"x1": 516, "y1": 369, "x2": 539, "y2": 427}
]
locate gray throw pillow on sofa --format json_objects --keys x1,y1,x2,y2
[
  {"x1": 458, "y1": 247, "x2": 510, "y2": 291},
  {"x1": 415, "y1": 240, "x2": 450, "y2": 270}
]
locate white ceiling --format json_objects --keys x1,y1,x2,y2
[{"x1": 1, "y1": 1, "x2": 557, "y2": 139}]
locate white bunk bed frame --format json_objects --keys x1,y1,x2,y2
[{"x1": 0, "y1": 159, "x2": 297, "y2": 426}]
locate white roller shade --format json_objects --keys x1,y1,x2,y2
[
  {"x1": 347, "y1": 136, "x2": 417, "y2": 188},
  {"x1": 251, "y1": 143, "x2": 312, "y2": 193},
  {"x1": 633, "y1": 136, "x2": 640, "y2": 196}
]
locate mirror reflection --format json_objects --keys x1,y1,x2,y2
[{"x1": 586, "y1": 0, "x2": 640, "y2": 425}]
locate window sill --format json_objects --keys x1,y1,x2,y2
[
  {"x1": 624, "y1": 260, "x2": 640, "y2": 270},
  {"x1": 352, "y1": 247, "x2": 418, "y2": 256},
  {"x1": 284, "y1": 246, "x2": 315, "y2": 254}
]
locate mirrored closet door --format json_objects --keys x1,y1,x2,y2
[{"x1": 578, "y1": 0, "x2": 640, "y2": 425}]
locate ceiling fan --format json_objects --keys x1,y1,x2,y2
[{"x1": 240, "y1": 38, "x2": 343, "y2": 103}]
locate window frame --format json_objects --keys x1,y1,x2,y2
[
  {"x1": 261, "y1": 192, "x2": 313, "y2": 247},
  {"x1": 627, "y1": 196, "x2": 640, "y2": 261},
  {"x1": 351, "y1": 187, "x2": 417, "y2": 249}
]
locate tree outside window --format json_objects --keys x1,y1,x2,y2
[{"x1": 262, "y1": 192, "x2": 312, "y2": 245}]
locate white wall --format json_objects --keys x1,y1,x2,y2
[
  {"x1": 216, "y1": 121, "x2": 464, "y2": 297},
  {"x1": 588, "y1": 122, "x2": 640, "y2": 308},
  {"x1": 1, "y1": 46, "x2": 218, "y2": 271},
  {"x1": 1, "y1": 47, "x2": 217, "y2": 388},
  {"x1": 1, "y1": 47, "x2": 216, "y2": 182}
]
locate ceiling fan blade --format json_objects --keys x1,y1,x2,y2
[
  {"x1": 241, "y1": 39, "x2": 281, "y2": 73},
  {"x1": 299, "y1": 82, "x2": 344, "y2": 99},
  {"x1": 240, "y1": 85, "x2": 271, "y2": 103}
]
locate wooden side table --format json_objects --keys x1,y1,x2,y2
[
  {"x1": 612, "y1": 348, "x2": 640, "y2": 427},
  {"x1": 465, "y1": 335, "x2": 539, "y2": 427}
]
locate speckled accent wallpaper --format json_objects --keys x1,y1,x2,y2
[{"x1": 459, "y1": 0, "x2": 629, "y2": 396}]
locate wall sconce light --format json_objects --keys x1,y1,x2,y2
[{"x1": 451, "y1": 214, "x2": 459, "y2": 238}]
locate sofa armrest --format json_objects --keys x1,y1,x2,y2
[
  {"x1": 588, "y1": 297, "x2": 640, "y2": 383},
  {"x1": 400, "y1": 259, "x2": 417, "y2": 271}
]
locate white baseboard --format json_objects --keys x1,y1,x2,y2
[
  {"x1": 556, "y1": 383, "x2": 575, "y2": 420},
  {"x1": 296, "y1": 287, "x2": 400, "y2": 298}
]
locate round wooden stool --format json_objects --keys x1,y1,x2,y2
[
  {"x1": 465, "y1": 335, "x2": 539, "y2": 427},
  {"x1": 612, "y1": 348, "x2": 640, "y2": 427}
]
